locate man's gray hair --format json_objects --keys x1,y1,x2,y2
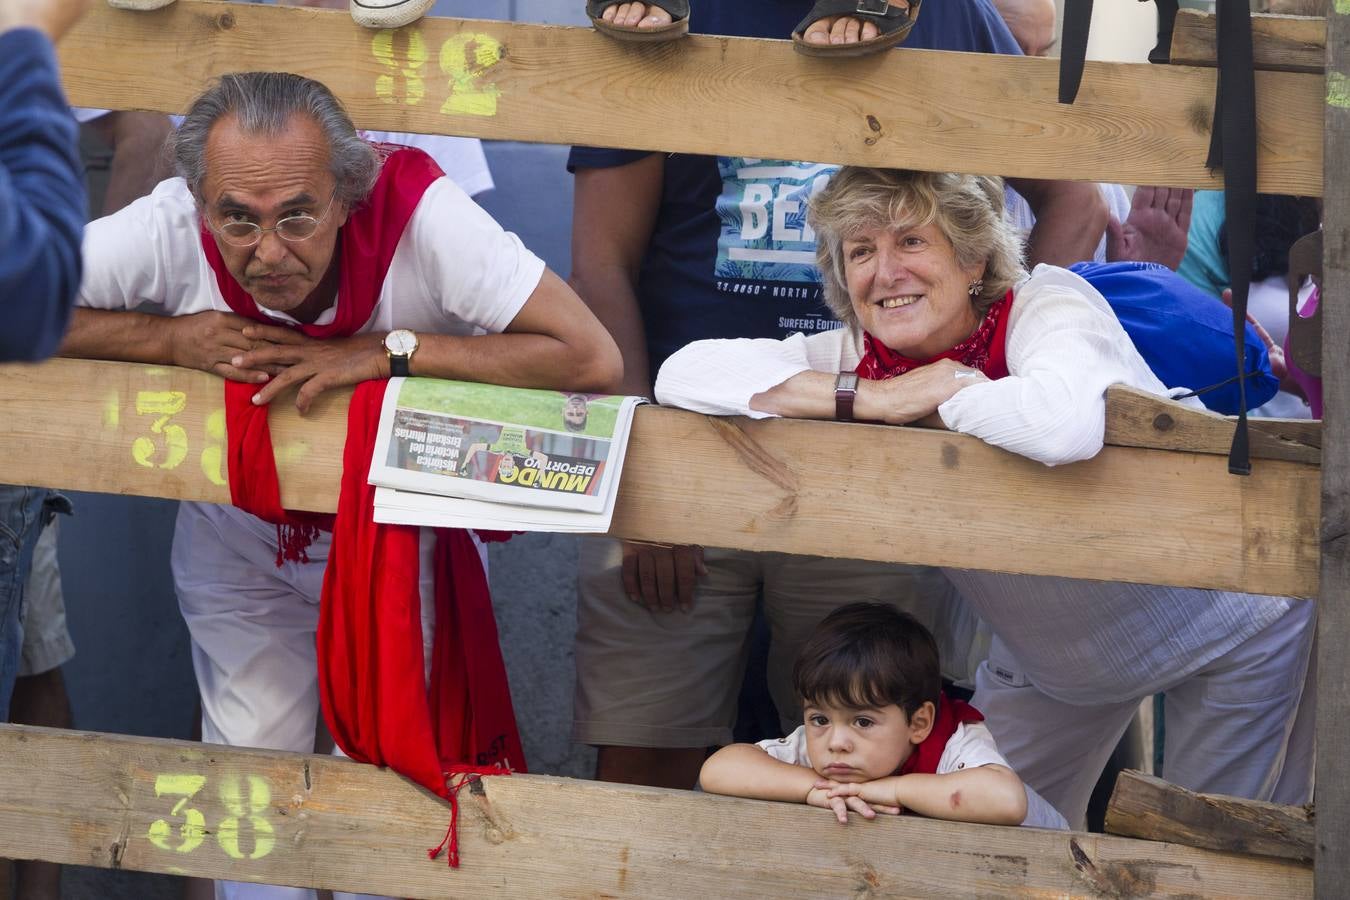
[{"x1": 171, "y1": 72, "x2": 381, "y2": 208}]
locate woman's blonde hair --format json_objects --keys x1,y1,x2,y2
[{"x1": 808, "y1": 168, "x2": 1027, "y2": 327}]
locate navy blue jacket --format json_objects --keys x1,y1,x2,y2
[{"x1": 0, "y1": 28, "x2": 85, "y2": 361}]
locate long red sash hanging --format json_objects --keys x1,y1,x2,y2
[{"x1": 214, "y1": 146, "x2": 525, "y2": 866}]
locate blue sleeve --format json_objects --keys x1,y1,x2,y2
[
  {"x1": 1069, "y1": 261, "x2": 1278, "y2": 414},
  {"x1": 567, "y1": 146, "x2": 658, "y2": 173},
  {"x1": 0, "y1": 28, "x2": 86, "y2": 362},
  {"x1": 909, "y1": 0, "x2": 1022, "y2": 55}
]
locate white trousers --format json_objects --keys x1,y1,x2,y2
[
  {"x1": 172, "y1": 503, "x2": 446, "y2": 900},
  {"x1": 972, "y1": 597, "x2": 1316, "y2": 830}
]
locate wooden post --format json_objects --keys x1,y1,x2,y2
[{"x1": 1315, "y1": 5, "x2": 1350, "y2": 895}]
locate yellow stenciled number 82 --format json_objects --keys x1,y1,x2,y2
[{"x1": 217, "y1": 775, "x2": 276, "y2": 860}]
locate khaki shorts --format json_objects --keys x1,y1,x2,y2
[
  {"x1": 572, "y1": 539, "x2": 981, "y2": 748},
  {"x1": 18, "y1": 519, "x2": 75, "y2": 677}
]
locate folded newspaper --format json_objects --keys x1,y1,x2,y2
[{"x1": 369, "y1": 378, "x2": 644, "y2": 533}]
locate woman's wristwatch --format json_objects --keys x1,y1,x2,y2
[
  {"x1": 383, "y1": 329, "x2": 419, "y2": 377},
  {"x1": 834, "y1": 372, "x2": 859, "y2": 422}
]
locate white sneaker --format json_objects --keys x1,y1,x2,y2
[
  {"x1": 349, "y1": 0, "x2": 434, "y2": 28},
  {"x1": 107, "y1": 0, "x2": 176, "y2": 9}
]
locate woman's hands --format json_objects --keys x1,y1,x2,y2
[
  {"x1": 749, "y1": 362, "x2": 987, "y2": 425},
  {"x1": 856, "y1": 359, "x2": 989, "y2": 425}
]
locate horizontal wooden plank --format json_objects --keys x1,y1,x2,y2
[
  {"x1": 1171, "y1": 10, "x2": 1326, "y2": 73},
  {"x1": 0, "y1": 724, "x2": 1312, "y2": 898},
  {"x1": 1105, "y1": 385, "x2": 1321, "y2": 465},
  {"x1": 55, "y1": 0, "x2": 1322, "y2": 195},
  {"x1": 1105, "y1": 770, "x2": 1314, "y2": 862},
  {"x1": 0, "y1": 359, "x2": 1321, "y2": 596}
]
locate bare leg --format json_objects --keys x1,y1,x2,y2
[{"x1": 596, "y1": 746, "x2": 706, "y2": 789}]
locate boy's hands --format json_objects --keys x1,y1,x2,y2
[{"x1": 808, "y1": 780, "x2": 902, "y2": 824}]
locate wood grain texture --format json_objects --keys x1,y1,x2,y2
[
  {"x1": 0, "y1": 359, "x2": 1321, "y2": 596},
  {"x1": 54, "y1": 0, "x2": 1323, "y2": 195},
  {"x1": 1171, "y1": 10, "x2": 1327, "y2": 73},
  {"x1": 1105, "y1": 385, "x2": 1321, "y2": 465},
  {"x1": 0, "y1": 724, "x2": 1313, "y2": 899},
  {"x1": 1104, "y1": 770, "x2": 1313, "y2": 862},
  {"x1": 1315, "y1": 5, "x2": 1350, "y2": 894}
]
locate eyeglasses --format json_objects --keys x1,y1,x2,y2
[{"x1": 206, "y1": 191, "x2": 338, "y2": 248}]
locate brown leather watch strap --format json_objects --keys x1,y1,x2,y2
[{"x1": 834, "y1": 372, "x2": 859, "y2": 422}]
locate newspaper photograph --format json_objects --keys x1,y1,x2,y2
[{"x1": 369, "y1": 378, "x2": 642, "y2": 522}]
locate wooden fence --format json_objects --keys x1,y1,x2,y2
[{"x1": 0, "y1": 2, "x2": 1342, "y2": 895}]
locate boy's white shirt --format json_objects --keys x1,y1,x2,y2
[{"x1": 757, "y1": 723, "x2": 1069, "y2": 830}]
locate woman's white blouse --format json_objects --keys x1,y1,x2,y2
[{"x1": 654, "y1": 265, "x2": 1203, "y2": 467}]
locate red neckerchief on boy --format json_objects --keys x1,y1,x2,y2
[
  {"x1": 856, "y1": 290, "x2": 1015, "y2": 382},
  {"x1": 214, "y1": 146, "x2": 524, "y2": 866},
  {"x1": 898, "y1": 693, "x2": 985, "y2": 776}
]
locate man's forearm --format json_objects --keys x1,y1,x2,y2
[
  {"x1": 1014, "y1": 178, "x2": 1108, "y2": 267},
  {"x1": 59, "y1": 308, "x2": 177, "y2": 364},
  {"x1": 92, "y1": 112, "x2": 173, "y2": 215},
  {"x1": 569, "y1": 268, "x2": 653, "y2": 397},
  {"x1": 410, "y1": 330, "x2": 620, "y2": 394}
]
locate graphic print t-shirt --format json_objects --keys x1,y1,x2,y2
[{"x1": 568, "y1": 0, "x2": 1021, "y2": 375}]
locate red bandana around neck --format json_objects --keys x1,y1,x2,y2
[
  {"x1": 856, "y1": 290, "x2": 1015, "y2": 382},
  {"x1": 898, "y1": 693, "x2": 986, "y2": 777},
  {"x1": 200, "y1": 143, "x2": 443, "y2": 339},
  {"x1": 217, "y1": 146, "x2": 525, "y2": 865},
  {"x1": 210, "y1": 145, "x2": 441, "y2": 563}
]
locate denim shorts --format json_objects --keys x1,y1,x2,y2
[{"x1": 0, "y1": 485, "x2": 49, "y2": 721}]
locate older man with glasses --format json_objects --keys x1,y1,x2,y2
[{"x1": 60, "y1": 71, "x2": 620, "y2": 900}]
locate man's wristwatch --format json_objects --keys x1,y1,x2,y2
[
  {"x1": 834, "y1": 372, "x2": 859, "y2": 422},
  {"x1": 383, "y1": 329, "x2": 419, "y2": 378}
]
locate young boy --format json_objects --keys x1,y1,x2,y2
[{"x1": 700, "y1": 603, "x2": 1068, "y2": 829}]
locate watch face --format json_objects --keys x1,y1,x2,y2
[{"x1": 386, "y1": 329, "x2": 417, "y2": 355}]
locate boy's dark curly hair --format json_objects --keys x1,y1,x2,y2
[{"x1": 792, "y1": 602, "x2": 941, "y2": 718}]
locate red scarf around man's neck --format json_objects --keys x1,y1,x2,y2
[
  {"x1": 201, "y1": 143, "x2": 442, "y2": 338},
  {"x1": 898, "y1": 693, "x2": 986, "y2": 777},
  {"x1": 856, "y1": 291, "x2": 1015, "y2": 382},
  {"x1": 212, "y1": 147, "x2": 525, "y2": 865}
]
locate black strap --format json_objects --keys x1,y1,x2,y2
[
  {"x1": 1055, "y1": 0, "x2": 1258, "y2": 473},
  {"x1": 1149, "y1": 0, "x2": 1180, "y2": 64},
  {"x1": 1207, "y1": 0, "x2": 1258, "y2": 475},
  {"x1": 1058, "y1": 0, "x2": 1093, "y2": 104},
  {"x1": 1171, "y1": 368, "x2": 1267, "y2": 403}
]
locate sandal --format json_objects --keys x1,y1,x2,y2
[
  {"x1": 791, "y1": 0, "x2": 922, "y2": 58},
  {"x1": 587, "y1": 0, "x2": 689, "y2": 43}
]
